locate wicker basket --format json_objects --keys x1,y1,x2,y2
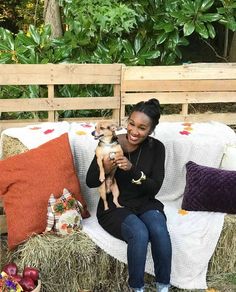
[{"x1": 32, "y1": 280, "x2": 41, "y2": 292}]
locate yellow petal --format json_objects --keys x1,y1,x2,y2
[
  {"x1": 184, "y1": 126, "x2": 193, "y2": 131},
  {"x1": 178, "y1": 209, "x2": 189, "y2": 215},
  {"x1": 76, "y1": 130, "x2": 87, "y2": 135}
]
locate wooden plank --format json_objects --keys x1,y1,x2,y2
[
  {"x1": 123, "y1": 63, "x2": 236, "y2": 81},
  {"x1": 122, "y1": 92, "x2": 236, "y2": 104},
  {"x1": 0, "y1": 117, "x2": 116, "y2": 132},
  {"x1": 121, "y1": 112, "x2": 236, "y2": 125},
  {"x1": 112, "y1": 84, "x2": 121, "y2": 122},
  {"x1": 0, "y1": 64, "x2": 122, "y2": 85},
  {"x1": 161, "y1": 112, "x2": 236, "y2": 124},
  {"x1": 47, "y1": 85, "x2": 55, "y2": 122},
  {"x1": 0, "y1": 96, "x2": 120, "y2": 112},
  {"x1": 123, "y1": 80, "x2": 236, "y2": 92}
]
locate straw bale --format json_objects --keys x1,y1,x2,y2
[
  {"x1": 208, "y1": 215, "x2": 236, "y2": 275},
  {"x1": 3, "y1": 232, "x2": 158, "y2": 292},
  {"x1": 1, "y1": 134, "x2": 28, "y2": 159}
]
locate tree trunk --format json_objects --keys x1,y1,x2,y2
[
  {"x1": 44, "y1": 0, "x2": 63, "y2": 38},
  {"x1": 229, "y1": 31, "x2": 236, "y2": 62}
]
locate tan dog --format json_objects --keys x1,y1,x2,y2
[{"x1": 93, "y1": 121, "x2": 123, "y2": 210}]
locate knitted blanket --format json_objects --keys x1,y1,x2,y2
[{"x1": 1, "y1": 121, "x2": 236, "y2": 289}]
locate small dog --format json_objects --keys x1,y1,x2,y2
[{"x1": 92, "y1": 121, "x2": 123, "y2": 210}]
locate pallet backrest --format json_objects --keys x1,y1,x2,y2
[
  {"x1": 120, "y1": 63, "x2": 236, "y2": 126},
  {"x1": 0, "y1": 63, "x2": 122, "y2": 131}
]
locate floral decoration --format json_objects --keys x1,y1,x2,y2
[
  {"x1": 0, "y1": 272, "x2": 23, "y2": 292},
  {"x1": 53, "y1": 195, "x2": 77, "y2": 215}
]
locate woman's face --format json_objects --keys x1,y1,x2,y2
[{"x1": 126, "y1": 111, "x2": 152, "y2": 146}]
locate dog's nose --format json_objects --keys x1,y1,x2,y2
[{"x1": 91, "y1": 130, "x2": 96, "y2": 136}]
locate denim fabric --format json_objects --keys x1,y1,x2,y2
[
  {"x1": 121, "y1": 210, "x2": 172, "y2": 290},
  {"x1": 156, "y1": 282, "x2": 170, "y2": 292}
]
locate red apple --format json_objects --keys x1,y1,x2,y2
[
  {"x1": 19, "y1": 276, "x2": 36, "y2": 291},
  {"x1": 23, "y1": 266, "x2": 39, "y2": 283},
  {"x1": 12, "y1": 274, "x2": 23, "y2": 283},
  {"x1": 2, "y1": 262, "x2": 18, "y2": 276}
]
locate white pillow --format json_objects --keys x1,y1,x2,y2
[{"x1": 220, "y1": 144, "x2": 236, "y2": 170}]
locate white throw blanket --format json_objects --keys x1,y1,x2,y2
[{"x1": 1, "y1": 121, "x2": 236, "y2": 289}]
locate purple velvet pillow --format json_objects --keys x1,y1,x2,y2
[{"x1": 182, "y1": 161, "x2": 236, "y2": 214}]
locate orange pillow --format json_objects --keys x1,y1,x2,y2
[{"x1": 0, "y1": 133, "x2": 90, "y2": 249}]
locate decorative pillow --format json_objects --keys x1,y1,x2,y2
[
  {"x1": 182, "y1": 161, "x2": 236, "y2": 214},
  {"x1": 220, "y1": 144, "x2": 236, "y2": 170},
  {"x1": 45, "y1": 188, "x2": 82, "y2": 235},
  {"x1": 0, "y1": 133, "x2": 90, "y2": 249}
]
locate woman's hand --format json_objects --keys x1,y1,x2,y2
[
  {"x1": 103, "y1": 155, "x2": 117, "y2": 174},
  {"x1": 115, "y1": 154, "x2": 132, "y2": 171}
]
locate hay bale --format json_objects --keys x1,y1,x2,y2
[
  {"x1": 5, "y1": 232, "x2": 134, "y2": 292},
  {"x1": 1, "y1": 134, "x2": 28, "y2": 159},
  {"x1": 208, "y1": 215, "x2": 236, "y2": 275},
  {"x1": 0, "y1": 235, "x2": 8, "y2": 268}
]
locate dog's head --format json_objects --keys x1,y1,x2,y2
[{"x1": 92, "y1": 122, "x2": 119, "y2": 140}]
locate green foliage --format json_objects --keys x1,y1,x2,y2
[
  {"x1": 0, "y1": 0, "x2": 236, "y2": 120},
  {"x1": 0, "y1": 0, "x2": 235, "y2": 66}
]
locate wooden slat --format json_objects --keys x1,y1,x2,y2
[
  {"x1": 0, "y1": 117, "x2": 116, "y2": 132},
  {"x1": 160, "y1": 112, "x2": 236, "y2": 124},
  {"x1": 47, "y1": 85, "x2": 55, "y2": 122},
  {"x1": 123, "y1": 63, "x2": 236, "y2": 81},
  {"x1": 0, "y1": 64, "x2": 122, "y2": 85},
  {"x1": 121, "y1": 112, "x2": 236, "y2": 125},
  {"x1": 0, "y1": 96, "x2": 120, "y2": 112},
  {"x1": 122, "y1": 92, "x2": 236, "y2": 104},
  {"x1": 112, "y1": 84, "x2": 121, "y2": 122},
  {"x1": 123, "y1": 80, "x2": 236, "y2": 92}
]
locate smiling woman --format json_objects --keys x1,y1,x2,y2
[{"x1": 86, "y1": 98, "x2": 171, "y2": 292}]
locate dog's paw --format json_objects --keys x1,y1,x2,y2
[{"x1": 99, "y1": 176, "x2": 105, "y2": 182}]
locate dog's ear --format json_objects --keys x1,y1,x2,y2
[
  {"x1": 95, "y1": 122, "x2": 101, "y2": 133},
  {"x1": 109, "y1": 124, "x2": 119, "y2": 131}
]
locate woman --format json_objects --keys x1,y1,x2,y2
[{"x1": 86, "y1": 98, "x2": 172, "y2": 292}]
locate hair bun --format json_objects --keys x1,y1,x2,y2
[{"x1": 146, "y1": 98, "x2": 160, "y2": 108}]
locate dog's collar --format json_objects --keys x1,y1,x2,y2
[{"x1": 98, "y1": 140, "x2": 119, "y2": 146}]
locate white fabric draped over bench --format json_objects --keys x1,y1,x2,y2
[{"x1": 1, "y1": 121, "x2": 236, "y2": 289}]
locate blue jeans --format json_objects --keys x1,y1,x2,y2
[{"x1": 121, "y1": 210, "x2": 172, "y2": 290}]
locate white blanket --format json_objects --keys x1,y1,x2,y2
[{"x1": 1, "y1": 121, "x2": 236, "y2": 289}]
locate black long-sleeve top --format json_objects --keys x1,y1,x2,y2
[{"x1": 86, "y1": 135, "x2": 166, "y2": 239}]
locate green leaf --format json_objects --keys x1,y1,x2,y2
[
  {"x1": 134, "y1": 36, "x2": 142, "y2": 54},
  {"x1": 200, "y1": 0, "x2": 214, "y2": 12},
  {"x1": 16, "y1": 33, "x2": 37, "y2": 47},
  {"x1": 195, "y1": 22, "x2": 209, "y2": 38},
  {"x1": 0, "y1": 30, "x2": 15, "y2": 51},
  {"x1": 29, "y1": 85, "x2": 40, "y2": 98},
  {"x1": 175, "y1": 47, "x2": 182, "y2": 59},
  {"x1": 142, "y1": 50, "x2": 160, "y2": 60},
  {"x1": 29, "y1": 25, "x2": 41, "y2": 45},
  {"x1": 183, "y1": 22, "x2": 195, "y2": 36},
  {"x1": 206, "y1": 23, "x2": 216, "y2": 38},
  {"x1": 201, "y1": 13, "x2": 221, "y2": 22},
  {"x1": 156, "y1": 32, "x2": 168, "y2": 45},
  {"x1": 0, "y1": 54, "x2": 12, "y2": 64},
  {"x1": 122, "y1": 40, "x2": 134, "y2": 55}
]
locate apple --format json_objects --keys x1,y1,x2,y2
[
  {"x1": 12, "y1": 274, "x2": 23, "y2": 283},
  {"x1": 23, "y1": 266, "x2": 39, "y2": 283},
  {"x1": 2, "y1": 262, "x2": 18, "y2": 276},
  {"x1": 19, "y1": 276, "x2": 36, "y2": 291}
]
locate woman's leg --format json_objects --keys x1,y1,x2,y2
[
  {"x1": 121, "y1": 214, "x2": 149, "y2": 290},
  {"x1": 140, "y1": 210, "x2": 172, "y2": 286}
]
